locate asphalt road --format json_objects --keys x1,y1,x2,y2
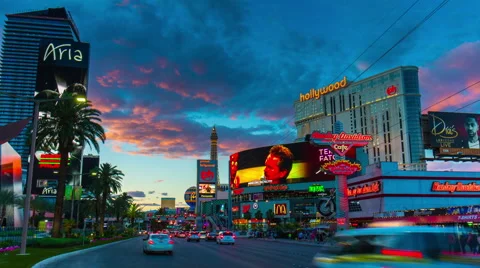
[{"x1": 41, "y1": 237, "x2": 322, "y2": 268}]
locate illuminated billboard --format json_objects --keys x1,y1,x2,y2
[
  {"x1": 428, "y1": 112, "x2": 480, "y2": 152},
  {"x1": 229, "y1": 141, "x2": 357, "y2": 189},
  {"x1": 36, "y1": 39, "x2": 90, "y2": 96},
  {"x1": 197, "y1": 160, "x2": 217, "y2": 184},
  {"x1": 198, "y1": 183, "x2": 216, "y2": 198}
]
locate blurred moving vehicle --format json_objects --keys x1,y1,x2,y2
[
  {"x1": 313, "y1": 226, "x2": 480, "y2": 268},
  {"x1": 143, "y1": 234, "x2": 174, "y2": 255},
  {"x1": 199, "y1": 231, "x2": 207, "y2": 239},
  {"x1": 177, "y1": 231, "x2": 187, "y2": 238},
  {"x1": 187, "y1": 231, "x2": 201, "y2": 242},
  {"x1": 217, "y1": 231, "x2": 236, "y2": 245},
  {"x1": 206, "y1": 232, "x2": 218, "y2": 241}
]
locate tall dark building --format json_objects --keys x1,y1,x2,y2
[{"x1": 0, "y1": 7, "x2": 82, "y2": 171}]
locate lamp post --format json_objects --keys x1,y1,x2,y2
[{"x1": 3, "y1": 92, "x2": 87, "y2": 256}]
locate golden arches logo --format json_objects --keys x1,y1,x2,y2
[{"x1": 274, "y1": 203, "x2": 287, "y2": 215}]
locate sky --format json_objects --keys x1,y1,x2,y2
[{"x1": 1, "y1": 0, "x2": 480, "y2": 210}]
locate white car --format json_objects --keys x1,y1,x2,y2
[
  {"x1": 216, "y1": 231, "x2": 236, "y2": 245},
  {"x1": 143, "y1": 234, "x2": 174, "y2": 255}
]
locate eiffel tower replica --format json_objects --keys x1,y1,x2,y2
[{"x1": 210, "y1": 126, "x2": 220, "y2": 190}]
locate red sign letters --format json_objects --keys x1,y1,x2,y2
[
  {"x1": 431, "y1": 182, "x2": 480, "y2": 193},
  {"x1": 323, "y1": 160, "x2": 361, "y2": 175},
  {"x1": 348, "y1": 181, "x2": 381, "y2": 197}
]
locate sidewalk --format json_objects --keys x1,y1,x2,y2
[{"x1": 240, "y1": 237, "x2": 334, "y2": 248}]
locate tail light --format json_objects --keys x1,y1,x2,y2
[
  {"x1": 219, "y1": 235, "x2": 224, "y2": 239},
  {"x1": 381, "y1": 248, "x2": 423, "y2": 259},
  {"x1": 233, "y1": 235, "x2": 236, "y2": 239},
  {"x1": 169, "y1": 240, "x2": 175, "y2": 244},
  {"x1": 148, "y1": 240, "x2": 154, "y2": 245}
]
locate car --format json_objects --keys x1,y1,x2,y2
[
  {"x1": 187, "y1": 231, "x2": 200, "y2": 242},
  {"x1": 199, "y1": 231, "x2": 207, "y2": 239},
  {"x1": 206, "y1": 232, "x2": 217, "y2": 241},
  {"x1": 216, "y1": 231, "x2": 236, "y2": 245},
  {"x1": 142, "y1": 234, "x2": 174, "y2": 255},
  {"x1": 177, "y1": 231, "x2": 187, "y2": 238},
  {"x1": 312, "y1": 225, "x2": 480, "y2": 268}
]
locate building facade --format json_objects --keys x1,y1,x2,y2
[
  {"x1": 0, "y1": 8, "x2": 82, "y2": 169},
  {"x1": 161, "y1": 197, "x2": 176, "y2": 209},
  {"x1": 349, "y1": 162, "x2": 480, "y2": 225},
  {"x1": 294, "y1": 66, "x2": 424, "y2": 168}
]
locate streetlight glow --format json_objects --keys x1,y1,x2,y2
[{"x1": 76, "y1": 97, "x2": 87, "y2": 102}]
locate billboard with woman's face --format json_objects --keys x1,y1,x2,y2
[{"x1": 229, "y1": 141, "x2": 357, "y2": 189}]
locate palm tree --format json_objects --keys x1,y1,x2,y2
[
  {"x1": 114, "y1": 193, "x2": 133, "y2": 223},
  {"x1": 126, "y1": 203, "x2": 143, "y2": 227},
  {"x1": 0, "y1": 190, "x2": 17, "y2": 226},
  {"x1": 35, "y1": 84, "x2": 106, "y2": 238},
  {"x1": 16, "y1": 196, "x2": 54, "y2": 227},
  {"x1": 255, "y1": 210, "x2": 263, "y2": 220},
  {"x1": 94, "y1": 163, "x2": 124, "y2": 236}
]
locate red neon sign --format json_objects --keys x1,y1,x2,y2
[
  {"x1": 431, "y1": 182, "x2": 480, "y2": 193},
  {"x1": 264, "y1": 185, "x2": 288, "y2": 191},
  {"x1": 311, "y1": 131, "x2": 373, "y2": 143},
  {"x1": 323, "y1": 160, "x2": 361, "y2": 175},
  {"x1": 386, "y1": 85, "x2": 397, "y2": 96},
  {"x1": 200, "y1": 169, "x2": 215, "y2": 181},
  {"x1": 348, "y1": 181, "x2": 381, "y2": 197},
  {"x1": 39, "y1": 154, "x2": 61, "y2": 169}
]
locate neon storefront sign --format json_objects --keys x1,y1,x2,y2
[
  {"x1": 348, "y1": 181, "x2": 381, "y2": 197},
  {"x1": 308, "y1": 185, "x2": 325, "y2": 193},
  {"x1": 323, "y1": 160, "x2": 361, "y2": 175},
  {"x1": 311, "y1": 131, "x2": 373, "y2": 156},
  {"x1": 431, "y1": 182, "x2": 480, "y2": 193}
]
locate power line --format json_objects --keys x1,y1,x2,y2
[
  {"x1": 422, "y1": 79, "x2": 480, "y2": 112},
  {"x1": 273, "y1": 0, "x2": 450, "y2": 146},
  {"x1": 330, "y1": 0, "x2": 421, "y2": 84}
]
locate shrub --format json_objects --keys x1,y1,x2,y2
[{"x1": 29, "y1": 238, "x2": 86, "y2": 248}]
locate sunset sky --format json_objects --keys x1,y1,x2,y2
[{"x1": 2, "y1": 0, "x2": 479, "y2": 209}]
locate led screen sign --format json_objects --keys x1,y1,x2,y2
[
  {"x1": 299, "y1": 77, "x2": 348, "y2": 102},
  {"x1": 431, "y1": 182, "x2": 480, "y2": 193},
  {"x1": 198, "y1": 183, "x2": 216, "y2": 198},
  {"x1": 229, "y1": 142, "x2": 358, "y2": 189},
  {"x1": 309, "y1": 185, "x2": 325, "y2": 193}
]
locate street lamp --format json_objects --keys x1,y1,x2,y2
[
  {"x1": 70, "y1": 171, "x2": 97, "y2": 220},
  {"x1": 1, "y1": 92, "x2": 87, "y2": 256}
]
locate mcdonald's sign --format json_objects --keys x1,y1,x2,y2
[{"x1": 274, "y1": 203, "x2": 288, "y2": 216}]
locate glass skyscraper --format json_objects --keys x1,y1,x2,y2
[{"x1": 0, "y1": 8, "x2": 81, "y2": 171}]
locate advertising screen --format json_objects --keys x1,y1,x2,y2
[
  {"x1": 428, "y1": 112, "x2": 480, "y2": 150},
  {"x1": 197, "y1": 160, "x2": 217, "y2": 184},
  {"x1": 229, "y1": 141, "x2": 357, "y2": 189},
  {"x1": 198, "y1": 183, "x2": 216, "y2": 198}
]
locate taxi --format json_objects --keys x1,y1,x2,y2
[{"x1": 313, "y1": 225, "x2": 480, "y2": 268}]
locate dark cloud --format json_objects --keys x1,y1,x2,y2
[
  {"x1": 127, "y1": 191, "x2": 146, "y2": 198},
  {"x1": 148, "y1": 191, "x2": 155, "y2": 194},
  {"x1": 161, "y1": 192, "x2": 168, "y2": 196}
]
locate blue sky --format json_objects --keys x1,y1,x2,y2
[{"x1": 1, "y1": 0, "x2": 480, "y2": 209}]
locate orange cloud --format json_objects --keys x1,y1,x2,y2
[
  {"x1": 138, "y1": 66, "x2": 154, "y2": 74},
  {"x1": 420, "y1": 41, "x2": 480, "y2": 112},
  {"x1": 154, "y1": 81, "x2": 190, "y2": 97},
  {"x1": 132, "y1": 79, "x2": 149, "y2": 87},
  {"x1": 193, "y1": 92, "x2": 220, "y2": 105},
  {"x1": 96, "y1": 70, "x2": 126, "y2": 88}
]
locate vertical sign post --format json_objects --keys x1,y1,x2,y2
[{"x1": 310, "y1": 131, "x2": 372, "y2": 231}]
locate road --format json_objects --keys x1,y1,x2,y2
[{"x1": 42, "y1": 237, "x2": 323, "y2": 268}]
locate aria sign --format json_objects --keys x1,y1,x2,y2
[
  {"x1": 431, "y1": 182, "x2": 480, "y2": 193},
  {"x1": 323, "y1": 160, "x2": 361, "y2": 175},
  {"x1": 39, "y1": 40, "x2": 90, "y2": 69},
  {"x1": 348, "y1": 181, "x2": 381, "y2": 197},
  {"x1": 311, "y1": 131, "x2": 373, "y2": 156}
]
